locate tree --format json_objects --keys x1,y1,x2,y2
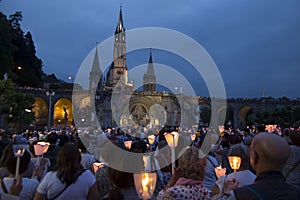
[
  {"x1": 0, "y1": 79, "x2": 35, "y2": 130},
  {"x1": 0, "y1": 12, "x2": 17, "y2": 79},
  {"x1": 0, "y1": 11, "x2": 45, "y2": 87},
  {"x1": 254, "y1": 106, "x2": 300, "y2": 127}
]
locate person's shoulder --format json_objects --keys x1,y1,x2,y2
[
  {"x1": 81, "y1": 169, "x2": 95, "y2": 178},
  {"x1": 22, "y1": 177, "x2": 39, "y2": 185},
  {"x1": 42, "y1": 170, "x2": 57, "y2": 180}
]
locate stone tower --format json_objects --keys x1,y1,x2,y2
[
  {"x1": 106, "y1": 6, "x2": 128, "y2": 88},
  {"x1": 143, "y1": 50, "x2": 156, "y2": 92}
]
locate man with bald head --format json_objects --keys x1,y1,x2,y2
[{"x1": 222, "y1": 132, "x2": 300, "y2": 200}]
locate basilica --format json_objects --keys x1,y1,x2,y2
[{"x1": 88, "y1": 7, "x2": 187, "y2": 129}]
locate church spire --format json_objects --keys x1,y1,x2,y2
[
  {"x1": 89, "y1": 47, "x2": 101, "y2": 91},
  {"x1": 147, "y1": 49, "x2": 154, "y2": 75},
  {"x1": 91, "y1": 47, "x2": 100, "y2": 73},
  {"x1": 143, "y1": 49, "x2": 156, "y2": 92},
  {"x1": 115, "y1": 6, "x2": 125, "y2": 35}
]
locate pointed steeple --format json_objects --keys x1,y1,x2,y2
[
  {"x1": 147, "y1": 49, "x2": 155, "y2": 75},
  {"x1": 91, "y1": 47, "x2": 100, "y2": 73},
  {"x1": 115, "y1": 6, "x2": 125, "y2": 34},
  {"x1": 89, "y1": 47, "x2": 101, "y2": 91},
  {"x1": 143, "y1": 49, "x2": 156, "y2": 92}
]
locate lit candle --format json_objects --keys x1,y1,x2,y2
[
  {"x1": 190, "y1": 133, "x2": 196, "y2": 142},
  {"x1": 148, "y1": 135, "x2": 155, "y2": 145},
  {"x1": 16, "y1": 149, "x2": 22, "y2": 155},
  {"x1": 134, "y1": 172, "x2": 157, "y2": 200},
  {"x1": 92, "y1": 162, "x2": 104, "y2": 173},
  {"x1": 142, "y1": 173, "x2": 149, "y2": 198},
  {"x1": 228, "y1": 156, "x2": 241, "y2": 179},
  {"x1": 124, "y1": 141, "x2": 132, "y2": 149}
]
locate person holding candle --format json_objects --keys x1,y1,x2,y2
[
  {"x1": 33, "y1": 143, "x2": 99, "y2": 200},
  {"x1": 222, "y1": 132, "x2": 300, "y2": 199},
  {"x1": 1, "y1": 144, "x2": 39, "y2": 200},
  {"x1": 157, "y1": 146, "x2": 211, "y2": 200},
  {"x1": 211, "y1": 143, "x2": 256, "y2": 199},
  {"x1": 75, "y1": 137, "x2": 96, "y2": 171}
]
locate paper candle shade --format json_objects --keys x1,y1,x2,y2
[
  {"x1": 134, "y1": 172, "x2": 157, "y2": 200},
  {"x1": 148, "y1": 135, "x2": 156, "y2": 145},
  {"x1": 92, "y1": 162, "x2": 104, "y2": 173},
  {"x1": 34, "y1": 142, "x2": 50, "y2": 156},
  {"x1": 164, "y1": 131, "x2": 179, "y2": 148},
  {"x1": 124, "y1": 140, "x2": 132, "y2": 149},
  {"x1": 190, "y1": 133, "x2": 196, "y2": 142},
  {"x1": 228, "y1": 156, "x2": 241, "y2": 170}
]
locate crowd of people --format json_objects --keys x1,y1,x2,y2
[{"x1": 0, "y1": 124, "x2": 299, "y2": 200}]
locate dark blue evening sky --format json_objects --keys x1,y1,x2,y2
[{"x1": 1, "y1": 0, "x2": 300, "y2": 98}]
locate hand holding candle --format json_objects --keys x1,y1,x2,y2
[
  {"x1": 13, "y1": 144, "x2": 28, "y2": 178},
  {"x1": 214, "y1": 165, "x2": 226, "y2": 178}
]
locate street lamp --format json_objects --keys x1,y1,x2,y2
[{"x1": 46, "y1": 91, "x2": 55, "y2": 130}]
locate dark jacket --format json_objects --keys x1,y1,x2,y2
[{"x1": 234, "y1": 171, "x2": 300, "y2": 200}]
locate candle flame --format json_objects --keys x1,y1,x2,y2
[
  {"x1": 228, "y1": 156, "x2": 241, "y2": 170},
  {"x1": 142, "y1": 174, "x2": 149, "y2": 187}
]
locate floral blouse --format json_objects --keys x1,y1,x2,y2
[{"x1": 157, "y1": 178, "x2": 211, "y2": 200}]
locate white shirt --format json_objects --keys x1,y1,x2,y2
[
  {"x1": 37, "y1": 170, "x2": 96, "y2": 200},
  {"x1": 1, "y1": 177, "x2": 39, "y2": 200},
  {"x1": 80, "y1": 153, "x2": 96, "y2": 170},
  {"x1": 213, "y1": 170, "x2": 256, "y2": 200}
]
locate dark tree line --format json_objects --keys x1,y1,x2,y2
[
  {"x1": 0, "y1": 11, "x2": 45, "y2": 87},
  {"x1": 254, "y1": 106, "x2": 300, "y2": 128}
]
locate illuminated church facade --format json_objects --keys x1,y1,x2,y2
[{"x1": 89, "y1": 7, "x2": 184, "y2": 129}]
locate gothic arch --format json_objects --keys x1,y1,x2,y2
[{"x1": 53, "y1": 98, "x2": 73, "y2": 127}]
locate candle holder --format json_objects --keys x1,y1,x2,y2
[
  {"x1": 148, "y1": 135, "x2": 155, "y2": 145},
  {"x1": 214, "y1": 165, "x2": 226, "y2": 178},
  {"x1": 124, "y1": 140, "x2": 132, "y2": 150},
  {"x1": 92, "y1": 162, "x2": 104, "y2": 174},
  {"x1": 34, "y1": 141, "x2": 50, "y2": 156},
  {"x1": 12, "y1": 144, "x2": 28, "y2": 178},
  {"x1": 164, "y1": 131, "x2": 179, "y2": 174},
  {"x1": 34, "y1": 141, "x2": 50, "y2": 168},
  {"x1": 228, "y1": 156, "x2": 241, "y2": 179},
  {"x1": 148, "y1": 135, "x2": 156, "y2": 151},
  {"x1": 190, "y1": 133, "x2": 196, "y2": 146},
  {"x1": 134, "y1": 172, "x2": 157, "y2": 200}
]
